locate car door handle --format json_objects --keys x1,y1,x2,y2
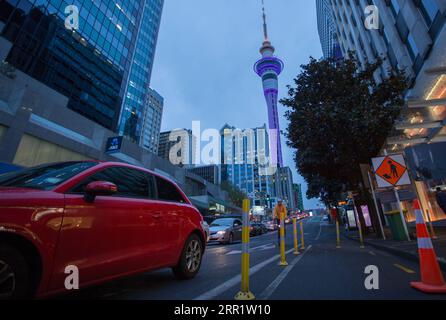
[{"x1": 152, "y1": 212, "x2": 162, "y2": 219}]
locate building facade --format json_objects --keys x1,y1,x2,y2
[
  {"x1": 319, "y1": 0, "x2": 446, "y2": 221},
  {"x1": 220, "y1": 124, "x2": 274, "y2": 208},
  {"x1": 0, "y1": 0, "x2": 164, "y2": 147},
  {"x1": 316, "y1": 0, "x2": 343, "y2": 59},
  {"x1": 188, "y1": 165, "x2": 221, "y2": 185},
  {"x1": 141, "y1": 88, "x2": 163, "y2": 154},
  {"x1": 158, "y1": 129, "x2": 196, "y2": 167},
  {"x1": 293, "y1": 183, "x2": 305, "y2": 212}
]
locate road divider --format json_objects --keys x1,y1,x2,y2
[
  {"x1": 293, "y1": 218, "x2": 300, "y2": 256},
  {"x1": 279, "y1": 215, "x2": 288, "y2": 266},
  {"x1": 234, "y1": 199, "x2": 255, "y2": 300},
  {"x1": 300, "y1": 221, "x2": 306, "y2": 250}
]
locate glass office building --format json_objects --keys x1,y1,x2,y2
[{"x1": 0, "y1": 0, "x2": 163, "y2": 144}]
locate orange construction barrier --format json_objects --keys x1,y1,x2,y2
[{"x1": 411, "y1": 199, "x2": 446, "y2": 293}]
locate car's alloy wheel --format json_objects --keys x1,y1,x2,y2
[
  {"x1": 185, "y1": 239, "x2": 202, "y2": 273},
  {"x1": 0, "y1": 260, "x2": 15, "y2": 299},
  {"x1": 172, "y1": 234, "x2": 203, "y2": 280}
]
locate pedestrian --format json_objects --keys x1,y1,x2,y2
[
  {"x1": 273, "y1": 199, "x2": 287, "y2": 246},
  {"x1": 435, "y1": 187, "x2": 446, "y2": 215}
]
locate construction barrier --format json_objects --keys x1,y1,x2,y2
[
  {"x1": 410, "y1": 199, "x2": 446, "y2": 294},
  {"x1": 234, "y1": 199, "x2": 255, "y2": 300}
]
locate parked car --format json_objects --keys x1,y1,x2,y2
[
  {"x1": 250, "y1": 223, "x2": 268, "y2": 236},
  {"x1": 0, "y1": 161, "x2": 206, "y2": 299},
  {"x1": 208, "y1": 218, "x2": 243, "y2": 244},
  {"x1": 264, "y1": 220, "x2": 278, "y2": 231},
  {"x1": 202, "y1": 221, "x2": 210, "y2": 242}
]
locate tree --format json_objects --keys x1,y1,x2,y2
[
  {"x1": 221, "y1": 180, "x2": 248, "y2": 208},
  {"x1": 281, "y1": 55, "x2": 408, "y2": 230}
]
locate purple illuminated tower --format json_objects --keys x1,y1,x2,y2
[{"x1": 254, "y1": 0, "x2": 284, "y2": 168}]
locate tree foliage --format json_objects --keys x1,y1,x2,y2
[
  {"x1": 281, "y1": 55, "x2": 408, "y2": 205},
  {"x1": 220, "y1": 180, "x2": 248, "y2": 208}
]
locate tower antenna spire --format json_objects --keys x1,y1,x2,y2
[{"x1": 262, "y1": 0, "x2": 269, "y2": 40}]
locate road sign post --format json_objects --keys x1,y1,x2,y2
[
  {"x1": 235, "y1": 199, "x2": 255, "y2": 300},
  {"x1": 367, "y1": 171, "x2": 386, "y2": 240},
  {"x1": 394, "y1": 188, "x2": 411, "y2": 241}
]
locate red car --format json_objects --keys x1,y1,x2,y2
[{"x1": 0, "y1": 161, "x2": 206, "y2": 299}]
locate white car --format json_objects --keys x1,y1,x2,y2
[{"x1": 202, "y1": 221, "x2": 210, "y2": 242}]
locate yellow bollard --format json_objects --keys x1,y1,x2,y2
[
  {"x1": 336, "y1": 220, "x2": 341, "y2": 249},
  {"x1": 235, "y1": 199, "x2": 255, "y2": 300},
  {"x1": 293, "y1": 218, "x2": 300, "y2": 255},
  {"x1": 279, "y1": 212, "x2": 288, "y2": 266},
  {"x1": 300, "y1": 221, "x2": 305, "y2": 250}
]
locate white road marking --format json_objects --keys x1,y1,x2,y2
[
  {"x1": 194, "y1": 248, "x2": 296, "y2": 300},
  {"x1": 315, "y1": 223, "x2": 322, "y2": 240},
  {"x1": 226, "y1": 243, "x2": 275, "y2": 255},
  {"x1": 259, "y1": 245, "x2": 313, "y2": 300},
  {"x1": 369, "y1": 251, "x2": 376, "y2": 256}
]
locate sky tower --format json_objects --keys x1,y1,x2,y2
[{"x1": 254, "y1": 0, "x2": 284, "y2": 168}]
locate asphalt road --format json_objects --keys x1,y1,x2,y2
[{"x1": 59, "y1": 217, "x2": 446, "y2": 300}]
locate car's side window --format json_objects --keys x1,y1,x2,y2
[
  {"x1": 234, "y1": 220, "x2": 242, "y2": 227},
  {"x1": 70, "y1": 167, "x2": 155, "y2": 200},
  {"x1": 155, "y1": 176, "x2": 186, "y2": 203}
]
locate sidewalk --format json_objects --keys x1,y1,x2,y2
[{"x1": 344, "y1": 221, "x2": 446, "y2": 272}]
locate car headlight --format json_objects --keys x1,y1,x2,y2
[{"x1": 217, "y1": 230, "x2": 227, "y2": 235}]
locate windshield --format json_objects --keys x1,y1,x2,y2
[
  {"x1": 210, "y1": 219, "x2": 234, "y2": 227},
  {"x1": 0, "y1": 162, "x2": 98, "y2": 191}
]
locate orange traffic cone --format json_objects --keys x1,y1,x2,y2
[{"x1": 411, "y1": 199, "x2": 446, "y2": 293}]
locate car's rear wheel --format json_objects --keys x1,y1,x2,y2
[
  {"x1": 0, "y1": 245, "x2": 29, "y2": 300},
  {"x1": 172, "y1": 234, "x2": 203, "y2": 280}
]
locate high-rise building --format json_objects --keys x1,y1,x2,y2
[
  {"x1": 254, "y1": 0, "x2": 284, "y2": 168},
  {"x1": 141, "y1": 88, "x2": 163, "y2": 153},
  {"x1": 316, "y1": 0, "x2": 343, "y2": 59},
  {"x1": 319, "y1": 0, "x2": 446, "y2": 220},
  {"x1": 158, "y1": 129, "x2": 196, "y2": 167},
  {"x1": 220, "y1": 123, "x2": 274, "y2": 207},
  {"x1": 0, "y1": 0, "x2": 164, "y2": 145},
  {"x1": 320, "y1": 1, "x2": 446, "y2": 149},
  {"x1": 188, "y1": 165, "x2": 221, "y2": 185},
  {"x1": 117, "y1": 0, "x2": 164, "y2": 145},
  {"x1": 277, "y1": 167, "x2": 295, "y2": 210},
  {"x1": 293, "y1": 183, "x2": 305, "y2": 212}
]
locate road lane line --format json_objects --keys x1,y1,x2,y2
[
  {"x1": 193, "y1": 248, "x2": 296, "y2": 300},
  {"x1": 315, "y1": 223, "x2": 322, "y2": 240},
  {"x1": 369, "y1": 251, "x2": 376, "y2": 256},
  {"x1": 258, "y1": 245, "x2": 312, "y2": 300},
  {"x1": 393, "y1": 264, "x2": 416, "y2": 274}
]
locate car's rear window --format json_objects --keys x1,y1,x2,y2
[{"x1": 0, "y1": 162, "x2": 98, "y2": 191}]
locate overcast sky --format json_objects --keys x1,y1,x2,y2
[{"x1": 150, "y1": 0, "x2": 323, "y2": 209}]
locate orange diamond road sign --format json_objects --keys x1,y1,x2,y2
[{"x1": 372, "y1": 154, "x2": 411, "y2": 188}]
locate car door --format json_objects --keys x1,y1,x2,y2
[
  {"x1": 233, "y1": 219, "x2": 243, "y2": 241},
  {"x1": 152, "y1": 175, "x2": 189, "y2": 265},
  {"x1": 49, "y1": 166, "x2": 163, "y2": 291}
]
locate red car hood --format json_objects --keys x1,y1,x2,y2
[{"x1": 0, "y1": 187, "x2": 63, "y2": 207}]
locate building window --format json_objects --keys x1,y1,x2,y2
[
  {"x1": 406, "y1": 34, "x2": 419, "y2": 62},
  {"x1": 419, "y1": 0, "x2": 439, "y2": 26}
]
